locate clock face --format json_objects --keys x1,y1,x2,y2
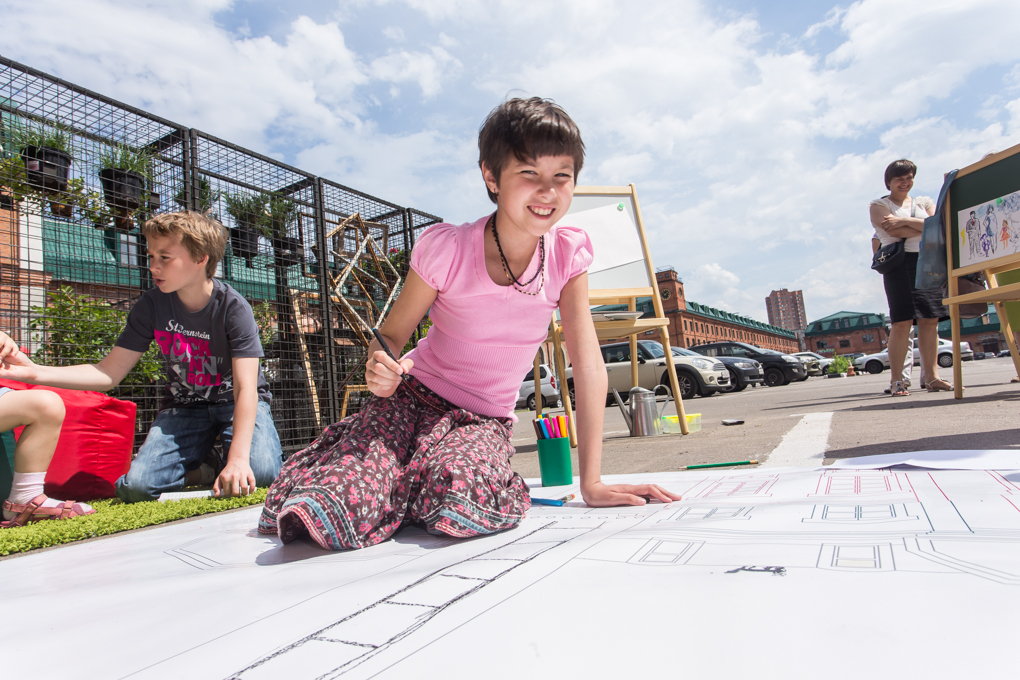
[{"x1": 660, "y1": 287, "x2": 672, "y2": 301}]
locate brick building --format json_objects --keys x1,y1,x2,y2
[
  {"x1": 804, "y1": 311, "x2": 889, "y2": 356},
  {"x1": 939, "y1": 306, "x2": 1006, "y2": 354},
  {"x1": 594, "y1": 268, "x2": 799, "y2": 353},
  {"x1": 765, "y1": 288, "x2": 807, "y2": 332}
]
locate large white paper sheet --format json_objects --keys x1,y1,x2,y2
[
  {"x1": 830, "y1": 449, "x2": 1020, "y2": 470},
  {"x1": 3, "y1": 466, "x2": 1020, "y2": 679}
]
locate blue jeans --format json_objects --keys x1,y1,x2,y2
[{"x1": 115, "y1": 401, "x2": 283, "y2": 503}]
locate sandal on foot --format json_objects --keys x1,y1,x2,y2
[
  {"x1": 890, "y1": 381, "x2": 909, "y2": 397},
  {"x1": 0, "y1": 494, "x2": 95, "y2": 528},
  {"x1": 924, "y1": 379, "x2": 955, "y2": 392}
]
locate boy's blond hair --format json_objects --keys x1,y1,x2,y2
[{"x1": 142, "y1": 211, "x2": 227, "y2": 278}]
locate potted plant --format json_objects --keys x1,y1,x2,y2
[
  {"x1": 224, "y1": 192, "x2": 268, "y2": 266},
  {"x1": 827, "y1": 355, "x2": 851, "y2": 378},
  {"x1": 98, "y1": 144, "x2": 155, "y2": 231},
  {"x1": 261, "y1": 196, "x2": 303, "y2": 267},
  {"x1": 11, "y1": 122, "x2": 75, "y2": 216},
  {"x1": 174, "y1": 177, "x2": 221, "y2": 218}
]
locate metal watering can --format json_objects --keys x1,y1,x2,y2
[{"x1": 612, "y1": 385, "x2": 673, "y2": 437}]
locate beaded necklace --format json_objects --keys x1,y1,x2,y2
[{"x1": 490, "y1": 213, "x2": 545, "y2": 296}]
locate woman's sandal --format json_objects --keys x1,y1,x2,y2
[
  {"x1": 0, "y1": 494, "x2": 95, "y2": 528},
  {"x1": 924, "y1": 379, "x2": 956, "y2": 392},
  {"x1": 890, "y1": 381, "x2": 910, "y2": 397}
]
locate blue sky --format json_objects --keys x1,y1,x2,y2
[{"x1": 4, "y1": 0, "x2": 1020, "y2": 324}]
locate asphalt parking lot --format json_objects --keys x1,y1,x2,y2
[{"x1": 509, "y1": 355, "x2": 1020, "y2": 479}]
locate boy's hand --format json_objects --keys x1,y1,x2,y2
[
  {"x1": 214, "y1": 461, "x2": 257, "y2": 497},
  {"x1": 580, "y1": 481, "x2": 681, "y2": 507},
  {"x1": 366, "y1": 352, "x2": 413, "y2": 398},
  {"x1": 0, "y1": 333, "x2": 31, "y2": 367}
]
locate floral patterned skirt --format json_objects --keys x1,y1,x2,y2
[{"x1": 258, "y1": 376, "x2": 530, "y2": 550}]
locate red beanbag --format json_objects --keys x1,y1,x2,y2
[{"x1": 0, "y1": 378, "x2": 136, "y2": 500}]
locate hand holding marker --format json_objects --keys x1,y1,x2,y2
[{"x1": 372, "y1": 327, "x2": 407, "y2": 385}]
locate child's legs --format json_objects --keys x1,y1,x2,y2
[
  {"x1": 409, "y1": 417, "x2": 529, "y2": 538},
  {"x1": 211, "y1": 401, "x2": 283, "y2": 486},
  {"x1": 267, "y1": 387, "x2": 422, "y2": 550},
  {"x1": 116, "y1": 407, "x2": 217, "y2": 503},
  {"x1": 0, "y1": 389, "x2": 65, "y2": 473}
]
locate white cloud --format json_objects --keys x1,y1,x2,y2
[{"x1": 4, "y1": 0, "x2": 1020, "y2": 324}]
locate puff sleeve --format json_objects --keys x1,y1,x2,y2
[
  {"x1": 410, "y1": 223, "x2": 460, "y2": 292},
  {"x1": 554, "y1": 225, "x2": 595, "y2": 281}
]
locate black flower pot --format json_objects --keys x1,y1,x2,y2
[
  {"x1": 271, "y1": 235, "x2": 304, "y2": 267},
  {"x1": 230, "y1": 226, "x2": 260, "y2": 267},
  {"x1": 98, "y1": 168, "x2": 146, "y2": 212},
  {"x1": 21, "y1": 146, "x2": 72, "y2": 193}
]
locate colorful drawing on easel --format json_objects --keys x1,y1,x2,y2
[{"x1": 958, "y1": 190, "x2": 1020, "y2": 267}]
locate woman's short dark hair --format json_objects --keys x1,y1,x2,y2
[
  {"x1": 478, "y1": 97, "x2": 585, "y2": 204},
  {"x1": 884, "y1": 159, "x2": 917, "y2": 189}
]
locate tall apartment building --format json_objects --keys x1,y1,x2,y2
[{"x1": 765, "y1": 288, "x2": 807, "y2": 332}]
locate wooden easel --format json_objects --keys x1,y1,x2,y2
[
  {"x1": 940, "y1": 143, "x2": 1020, "y2": 398},
  {"x1": 537, "y1": 184, "x2": 688, "y2": 446}
]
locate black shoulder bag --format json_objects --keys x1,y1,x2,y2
[{"x1": 871, "y1": 198, "x2": 915, "y2": 274}]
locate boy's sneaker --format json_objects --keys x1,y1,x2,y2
[{"x1": 197, "y1": 463, "x2": 217, "y2": 486}]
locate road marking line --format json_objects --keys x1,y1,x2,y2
[{"x1": 762, "y1": 412, "x2": 834, "y2": 468}]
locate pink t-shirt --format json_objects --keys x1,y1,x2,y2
[{"x1": 405, "y1": 214, "x2": 593, "y2": 420}]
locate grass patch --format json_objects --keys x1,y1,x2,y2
[{"x1": 0, "y1": 489, "x2": 267, "y2": 556}]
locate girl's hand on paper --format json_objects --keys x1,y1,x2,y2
[
  {"x1": 366, "y1": 351, "x2": 414, "y2": 398},
  {"x1": 581, "y1": 481, "x2": 681, "y2": 507}
]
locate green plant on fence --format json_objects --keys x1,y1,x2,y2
[
  {"x1": 828, "y1": 355, "x2": 851, "y2": 375},
  {"x1": 174, "y1": 177, "x2": 221, "y2": 217},
  {"x1": 99, "y1": 143, "x2": 154, "y2": 178},
  {"x1": 0, "y1": 155, "x2": 31, "y2": 205},
  {"x1": 224, "y1": 192, "x2": 269, "y2": 232},
  {"x1": 74, "y1": 181, "x2": 113, "y2": 228},
  {"x1": 9, "y1": 119, "x2": 73, "y2": 154},
  {"x1": 261, "y1": 195, "x2": 298, "y2": 239},
  {"x1": 29, "y1": 286, "x2": 162, "y2": 385},
  {"x1": 252, "y1": 300, "x2": 277, "y2": 347}
]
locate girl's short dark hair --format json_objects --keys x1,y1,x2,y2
[
  {"x1": 884, "y1": 159, "x2": 917, "y2": 189},
  {"x1": 478, "y1": 97, "x2": 585, "y2": 204}
]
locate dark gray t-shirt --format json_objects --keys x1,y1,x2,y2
[{"x1": 116, "y1": 279, "x2": 272, "y2": 409}]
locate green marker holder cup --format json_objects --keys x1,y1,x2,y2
[{"x1": 536, "y1": 437, "x2": 573, "y2": 487}]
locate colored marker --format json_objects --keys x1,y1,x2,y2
[
  {"x1": 532, "y1": 420, "x2": 543, "y2": 439},
  {"x1": 557, "y1": 415, "x2": 568, "y2": 438},
  {"x1": 530, "y1": 494, "x2": 576, "y2": 506},
  {"x1": 550, "y1": 417, "x2": 562, "y2": 438},
  {"x1": 680, "y1": 459, "x2": 758, "y2": 470},
  {"x1": 539, "y1": 419, "x2": 551, "y2": 439},
  {"x1": 371, "y1": 328, "x2": 407, "y2": 382}
]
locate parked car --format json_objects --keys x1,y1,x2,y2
[
  {"x1": 582, "y1": 340, "x2": 729, "y2": 402},
  {"x1": 853, "y1": 338, "x2": 973, "y2": 374},
  {"x1": 674, "y1": 345, "x2": 763, "y2": 392},
  {"x1": 999, "y1": 349, "x2": 1013, "y2": 358},
  {"x1": 518, "y1": 364, "x2": 561, "y2": 411},
  {"x1": 973, "y1": 351, "x2": 987, "y2": 360},
  {"x1": 691, "y1": 342, "x2": 807, "y2": 387},
  {"x1": 793, "y1": 351, "x2": 833, "y2": 375},
  {"x1": 793, "y1": 354, "x2": 821, "y2": 376}
]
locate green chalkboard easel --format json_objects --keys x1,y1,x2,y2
[{"x1": 943, "y1": 143, "x2": 1020, "y2": 397}]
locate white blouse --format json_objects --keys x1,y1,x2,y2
[{"x1": 870, "y1": 195, "x2": 935, "y2": 253}]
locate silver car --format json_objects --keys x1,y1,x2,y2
[
  {"x1": 854, "y1": 338, "x2": 973, "y2": 374},
  {"x1": 518, "y1": 364, "x2": 562, "y2": 411}
]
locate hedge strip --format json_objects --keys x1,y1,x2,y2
[{"x1": 0, "y1": 490, "x2": 267, "y2": 556}]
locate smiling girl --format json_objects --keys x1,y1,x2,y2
[{"x1": 260, "y1": 97, "x2": 680, "y2": 550}]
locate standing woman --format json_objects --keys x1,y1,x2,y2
[{"x1": 870, "y1": 159, "x2": 952, "y2": 396}]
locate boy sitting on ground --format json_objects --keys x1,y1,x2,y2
[
  {"x1": 0, "y1": 332, "x2": 94, "y2": 526},
  {"x1": 0, "y1": 211, "x2": 283, "y2": 502}
]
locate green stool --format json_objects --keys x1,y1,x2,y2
[{"x1": 0, "y1": 430, "x2": 15, "y2": 501}]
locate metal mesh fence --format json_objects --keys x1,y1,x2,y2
[{"x1": 0, "y1": 56, "x2": 442, "y2": 455}]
